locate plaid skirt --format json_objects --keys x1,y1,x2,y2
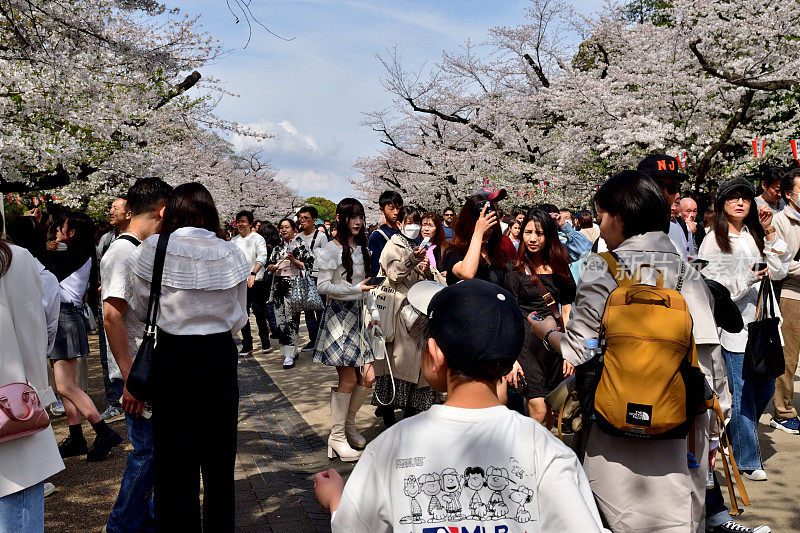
[
  {"x1": 312, "y1": 298, "x2": 375, "y2": 367},
  {"x1": 50, "y1": 303, "x2": 89, "y2": 360}
]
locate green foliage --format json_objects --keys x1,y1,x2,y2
[
  {"x1": 303, "y1": 196, "x2": 336, "y2": 222},
  {"x1": 621, "y1": 0, "x2": 673, "y2": 26}
]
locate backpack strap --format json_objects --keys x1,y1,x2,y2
[
  {"x1": 117, "y1": 234, "x2": 141, "y2": 247},
  {"x1": 374, "y1": 229, "x2": 390, "y2": 243},
  {"x1": 597, "y1": 252, "x2": 636, "y2": 286},
  {"x1": 310, "y1": 229, "x2": 319, "y2": 250}
]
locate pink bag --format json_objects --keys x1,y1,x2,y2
[{"x1": 0, "y1": 383, "x2": 50, "y2": 444}]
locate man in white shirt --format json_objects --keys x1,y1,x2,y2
[
  {"x1": 314, "y1": 279, "x2": 606, "y2": 532},
  {"x1": 102, "y1": 177, "x2": 172, "y2": 533},
  {"x1": 296, "y1": 205, "x2": 328, "y2": 351},
  {"x1": 231, "y1": 210, "x2": 269, "y2": 355},
  {"x1": 755, "y1": 166, "x2": 786, "y2": 215}
]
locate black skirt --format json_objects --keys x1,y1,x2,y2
[
  {"x1": 50, "y1": 302, "x2": 89, "y2": 360},
  {"x1": 514, "y1": 327, "x2": 565, "y2": 399}
]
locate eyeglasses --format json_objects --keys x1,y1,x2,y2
[
  {"x1": 725, "y1": 194, "x2": 751, "y2": 203},
  {"x1": 298, "y1": 215, "x2": 313, "y2": 221}
]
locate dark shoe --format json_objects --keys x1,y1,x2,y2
[
  {"x1": 58, "y1": 435, "x2": 88, "y2": 458},
  {"x1": 301, "y1": 341, "x2": 315, "y2": 352},
  {"x1": 382, "y1": 408, "x2": 397, "y2": 428},
  {"x1": 260, "y1": 338, "x2": 271, "y2": 350},
  {"x1": 707, "y1": 519, "x2": 770, "y2": 532},
  {"x1": 86, "y1": 428, "x2": 123, "y2": 462}
]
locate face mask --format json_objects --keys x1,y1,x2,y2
[{"x1": 402, "y1": 224, "x2": 421, "y2": 240}]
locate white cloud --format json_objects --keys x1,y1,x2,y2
[{"x1": 231, "y1": 119, "x2": 340, "y2": 162}]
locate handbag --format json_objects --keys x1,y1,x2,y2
[
  {"x1": 743, "y1": 278, "x2": 785, "y2": 381},
  {"x1": 127, "y1": 233, "x2": 170, "y2": 402},
  {"x1": 0, "y1": 382, "x2": 50, "y2": 444},
  {"x1": 289, "y1": 271, "x2": 323, "y2": 313}
]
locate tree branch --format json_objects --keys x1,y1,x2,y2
[
  {"x1": 689, "y1": 38, "x2": 798, "y2": 91},
  {"x1": 695, "y1": 89, "x2": 754, "y2": 182},
  {"x1": 523, "y1": 53, "x2": 550, "y2": 88}
]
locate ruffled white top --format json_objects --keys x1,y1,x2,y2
[
  {"x1": 316, "y1": 240, "x2": 379, "y2": 320},
  {"x1": 129, "y1": 227, "x2": 250, "y2": 336}
]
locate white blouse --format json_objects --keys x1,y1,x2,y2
[
  {"x1": 698, "y1": 226, "x2": 790, "y2": 352},
  {"x1": 316, "y1": 240, "x2": 379, "y2": 319},
  {"x1": 129, "y1": 227, "x2": 250, "y2": 336},
  {"x1": 59, "y1": 257, "x2": 91, "y2": 306}
]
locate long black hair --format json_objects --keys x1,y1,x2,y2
[
  {"x1": 450, "y1": 194, "x2": 506, "y2": 266},
  {"x1": 514, "y1": 208, "x2": 571, "y2": 286},
  {"x1": 49, "y1": 211, "x2": 99, "y2": 307},
  {"x1": 713, "y1": 185, "x2": 764, "y2": 255},
  {"x1": 335, "y1": 198, "x2": 371, "y2": 281}
]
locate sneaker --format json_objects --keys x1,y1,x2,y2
[
  {"x1": 86, "y1": 428, "x2": 123, "y2": 462},
  {"x1": 100, "y1": 405, "x2": 125, "y2": 423},
  {"x1": 239, "y1": 347, "x2": 253, "y2": 356},
  {"x1": 282, "y1": 355, "x2": 295, "y2": 369},
  {"x1": 739, "y1": 468, "x2": 767, "y2": 481},
  {"x1": 769, "y1": 416, "x2": 800, "y2": 434},
  {"x1": 43, "y1": 482, "x2": 56, "y2": 498},
  {"x1": 301, "y1": 341, "x2": 315, "y2": 352},
  {"x1": 49, "y1": 400, "x2": 65, "y2": 417},
  {"x1": 58, "y1": 435, "x2": 88, "y2": 458},
  {"x1": 708, "y1": 520, "x2": 771, "y2": 532}
]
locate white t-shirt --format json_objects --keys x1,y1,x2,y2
[
  {"x1": 332, "y1": 405, "x2": 605, "y2": 532},
  {"x1": 231, "y1": 231, "x2": 268, "y2": 281},
  {"x1": 100, "y1": 235, "x2": 144, "y2": 358}
]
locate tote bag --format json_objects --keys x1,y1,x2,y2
[{"x1": 743, "y1": 278, "x2": 785, "y2": 381}]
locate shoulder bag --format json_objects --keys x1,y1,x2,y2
[
  {"x1": 743, "y1": 278, "x2": 785, "y2": 381},
  {"x1": 0, "y1": 383, "x2": 50, "y2": 444},
  {"x1": 127, "y1": 233, "x2": 170, "y2": 402}
]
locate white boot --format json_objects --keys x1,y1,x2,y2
[
  {"x1": 281, "y1": 345, "x2": 296, "y2": 369},
  {"x1": 328, "y1": 389, "x2": 362, "y2": 462},
  {"x1": 345, "y1": 385, "x2": 371, "y2": 449}
]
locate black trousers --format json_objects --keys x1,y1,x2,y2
[
  {"x1": 152, "y1": 329, "x2": 239, "y2": 532},
  {"x1": 241, "y1": 280, "x2": 269, "y2": 351}
]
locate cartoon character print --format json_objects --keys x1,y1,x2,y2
[
  {"x1": 486, "y1": 466, "x2": 514, "y2": 519},
  {"x1": 420, "y1": 473, "x2": 446, "y2": 522},
  {"x1": 509, "y1": 485, "x2": 534, "y2": 523},
  {"x1": 463, "y1": 466, "x2": 488, "y2": 520},
  {"x1": 439, "y1": 468, "x2": 463, "y2": 521},
  {"x1": 509, "y1": 457, "x2": 524, "y2": 480},
  {"x1": 399, "y1": 475, "x2": 424, "y2": 524}
]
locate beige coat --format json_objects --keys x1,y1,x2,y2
[
  {"x1": 772, "y1": 206, "x2": 800, "y2": 300},
  {"x1": 374, "y1": 235, "x2": 443, "y2": 384},
  {"x1": 0, "y1": 246, "x2": 64, "y2": 498},
  {"x1": 562, "y1": 232, "x2": 724, "y2": 532}
]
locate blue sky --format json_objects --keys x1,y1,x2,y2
[{"x1": 179, "y1": 0, "x2": 597, "y2": 202}]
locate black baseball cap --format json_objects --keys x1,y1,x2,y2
[
  {"x1": 716, "y1": 177, "x2": 755, "y2": 201},
  {"x1": 637, "y1": 154, "x2": 689, "y2": 184},
  {"x1": 407, "y1": 279, "x2": 525, "y2": 377}
]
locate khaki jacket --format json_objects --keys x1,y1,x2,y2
[{"x1": 773, "y1": 206, "x2": 800, "y2": 300}]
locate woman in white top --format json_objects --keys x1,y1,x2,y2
[
  {"x1": 698, "y1": 177, "x2": 790, "y2": 481},
  {"x1": 0, "y1": 221, "x2": 65, "y2": 533},
  {"x1": 129, "y1": 183, "x2": 249, "y2": 532},
  {"x1": 266, "y1": 217, "x2": 313, "y2": 369},
  {"x1": 313, "y1": 198, "x2": 380, "y2": 462},
  {"x1": 46, "y1": 211, "x2": 123, "y2": 462}
]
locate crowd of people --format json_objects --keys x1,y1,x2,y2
[{"x1": 1, "y1": 152, "x2": 799, "y2": 532}]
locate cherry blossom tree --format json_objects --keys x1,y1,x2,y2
[{"x1": 357, "y1": 0, "x2": 800, "y2": 211}]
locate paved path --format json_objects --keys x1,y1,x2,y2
[{"x1": 44, "y1": 318, "x2": 800, "y2": 532}]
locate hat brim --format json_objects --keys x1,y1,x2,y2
[
  {"x1": 407, "y1": 280, "x2": 446, "y2": 315},
  {"x1": 481, "y1": 187, "x2": 507, "y2": 202}
]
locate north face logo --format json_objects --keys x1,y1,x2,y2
[{"x1": 626, "y1": 403, "x2": 653, "y2": 426}]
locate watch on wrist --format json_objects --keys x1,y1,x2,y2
[
  {"x1": 250, "y1": 271, "x2": 257, "y2": 276},
  {"x1": 542, "y1": 329, "x2": 559, "y2": 351}
]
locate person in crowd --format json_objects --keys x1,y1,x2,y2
[
  {"x1": 101, "y1": 177, "x2": 172, "y2": 533},
  {"x1": 576, "y1": 211, "x2": 600, "y2": 243},
  {"x1": 698, "y1": 209, "x2": 716, "y2": 248},
  {"x1": 97, "y1": 197, "x2": 131, "y2": 259},
  {"x1": 698, "y1": 176, "x2": 790, "y2": 482},
  {"x1": 503, "y1": 209, "x2": 576, "y2": 425},
  {"x1": 442, "y1": 192, "x2": 506, "y2": 286},
  {"x1": 258, "y1": 221, "x2": 282, "y2": 338},
  {"x1": 755, "y1": 166, "x2": 786, "y2": 215},
  {"x1": 313, "y1": 198, "x2": 380, "y2": 462},
  {"x1": 232, "y1": 210, "x2": 270, "y2": 356},
  {"x1": 0, "y1": 216, "x2": 65, "y2": 533},
  {"x1": 637, "y1": 154, "x2": 695, "y2": 258},
  {"x1": 539, "y1": 203, "x2": 593, "y2": 262},
  {"x1": 96, "y1": 196, "x2": 132, "y2": 423},
  {"x1": 505, "y1": 216, "x2": 522, "y2": 250},
  {"x1": 441, "y1": 206, "x2": 455, "y2": 241},
  {"x1": 771, "y1": 167, "x2": 800, "y2": 435},
  {"x1": 420, "y1": 211, "x2": 446, "y2": 273},
  {"x1": 314, "y1": 279, "x2": 606, "y2": 532},
  {"x1": 372, "y1": 206, "x2": 441, "y2": 428},
  {"x1": 528, "y1": 171, "x2": 724, "y2": 532},
  {"x1": 253, "y1": 219, "x2": 262, "y2": 233},
  {"x1": 680, "y1": 197, "x2": 700, "y2": 253},
  {"x1": 330, "y1": 225, "x2": 338, "y2": 239},
  {"x1": 266, "y1": 218, "x2": 313, "y2": 369},
  {"x1": 48, "y1": 211, "x2": 123, "y2": 462},
  {"x1": 559, "y1": 208, "x2": 573, "y2": 227},
  {"x1": 367, "y1": 190, "x2": 404, "y2": 275},
  {"x1": 513, "y1": 209, "x2": 525, "y2": 226},
  {"x1": 297, "y1": 205, "x2": 329, "y2": 352},
  {"x1": 127, "y1": 182, "x2": 249, "y2": 531}
]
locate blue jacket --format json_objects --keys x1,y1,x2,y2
[
  {"x1": 559, "y1": 223, "x2": 593, "y2": 263},
  {"x1": 367, "y1": 224, "x2": 399, "y2": 276}
]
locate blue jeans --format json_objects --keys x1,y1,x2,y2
[
  {"x1": 0, "y1": 482, "x2": 43, "y2": 533},
  {"x1": 107, "y1": 413, "x2": 155, "y2": 533},
  {"x1": 722, "y1": 348, "x2": 775, "y2": 471}
]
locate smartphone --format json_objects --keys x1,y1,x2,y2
[
  {"x1": 367, "y1": 276, "x2": 386, "y2": 286},
  {"x1": 751, "y1": 262, "x2": 767, "y2": 271},
  {"x1": 420, "y1": 238, "x2": 432, "y2": 250},
  {"x1": 477, "y1": 199, "x2": 496, "y2": 215},
  {"x1": 528, "y1": 312, "x2": 543, "y2": 322}
]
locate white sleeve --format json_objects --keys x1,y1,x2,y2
[
  {"x1": 697, "y1": 239, "x2": 759, "y2": 301},
  {"x1": 331, "y1": 451, "x2": 392, "y2": 533},
  {"x1": 765, "y1": 237, "x2": 791, "y2": 281},
  {"x1": 316, "y1": 246, "x2": 362, "y2": 299},
  {"x1": 232, "y1": 281, "x2": 249, "y2": 333},
  {"x1": 537, "y1": 435, "x2": 608, "y2": 532},
  {"x1": 254, "y1": 234, "x2": 268, "y2": 267}
]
